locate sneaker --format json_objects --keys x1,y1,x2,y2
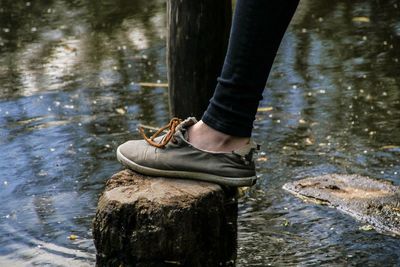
[{"x1": 116, "y1": 117, "x2": 258, "y2": 187}]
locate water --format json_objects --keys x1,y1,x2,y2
[{"x1": 0, "y1": 0, "x2": 399, "y2": 266}]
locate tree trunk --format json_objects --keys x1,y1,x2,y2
[
  {"x1": 167, "y1": 0, "x2": 232, "y2": 119},
  {"x1": 93, "y1": 170, "x2": 238, "y2": 267}
]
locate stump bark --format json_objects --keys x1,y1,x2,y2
[
  {"x1": 93, "y1": 170, "x2": 238, "y2": 267},
  {"x1": 167, "y1": 0, "x2": 232, "y2": 119}
]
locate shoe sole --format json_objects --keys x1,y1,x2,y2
[{"x1": 116, "y1": 146, "x2": 257, "y2": 187}]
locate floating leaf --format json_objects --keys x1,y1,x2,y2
[
  {"x1": 138, "y1": 82, "x2": 168, "y2": 87},
  {"x1": 257, "y1": 156, "x2": 268, "y2": 162},
  {"x1": 359, "y1": 224, "x2": 374, "y2": 231},
  {"x1": 352, "y1": 17, "x2": 370, "y2": 23},
  {"x1": 115, "y1": 108, "x2": 126, "y2": 115},
  {"x1": 282, "y1": 219, "x2": 290, "y2": 227},
  {"x1": 68, "y1": 234, "x2": 78, "y2": 240},
  {"x1": 257, "y1": 107, "x2": 273, "y2": 112},
  {"x1": 62, "y1": 44, "x2": 78, "y2": 52},
  {"x1": 305, "y1": 138, "x2": 314, "y2": 145},
  {"x1": 237, "y1": 186, "x2": 250, "y2": 198}
]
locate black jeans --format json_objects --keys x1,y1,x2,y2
[{"x1": 202, "y1": 0, "x2": 299, "y2": 137}]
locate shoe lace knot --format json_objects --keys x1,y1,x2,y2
[{"x1": 138, "y1": 118, "x2": 182, "y2": 149}]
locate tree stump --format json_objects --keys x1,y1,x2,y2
[
  {"x1": 283, "y1": 174, "x2": 400, "y2": 236},
  {"x1": 93, "y1": 170, "x2": 238, "y2": 267},
  {"x1": 167, "y1": 0, "x2": 232, "y2": 119}
]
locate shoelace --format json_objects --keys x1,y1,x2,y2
[{"x1": 138, "y1": 118, "x2": 182, "y2": 148}]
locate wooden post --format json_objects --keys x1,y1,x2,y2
[
  {"x1": 167, "y1": 0, "x2": 232, "y2": 119},
  {"x1": 93, "y1": 170, "x2": 238, "y2": 267}
]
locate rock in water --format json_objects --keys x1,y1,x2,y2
[
  {"x1": 283, "y1": 174, "x2": 400, "y2": 236},
  {"x1": 93, "y1": 170, "x2": 237, "y2": 267}
]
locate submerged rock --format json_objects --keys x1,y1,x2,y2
[{"x1": 283, "y1": 174, "x2": 400, "y2": 236}]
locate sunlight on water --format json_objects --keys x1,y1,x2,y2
[{"x1": 0, "y1": 0, "x2": 399, "y2": 266}]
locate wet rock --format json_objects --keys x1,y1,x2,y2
[
  {"x1": 283, "y1": 174, "x2": 400, "y2": 236},
  {"x1": 93, "y1": 170, "x2": 237, "y2": 267}
]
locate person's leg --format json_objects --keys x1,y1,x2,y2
[
  {"x1": 117, "y1": 0, "x2": 299, "y2": 186},
  {"x1": 188, "y1": 0, "x2": 299, "y2": 152}
]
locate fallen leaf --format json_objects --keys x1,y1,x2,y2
[
  {"x1": 305, "y1": 138, "x2": 314, "y2": 145},
  {"x1": 68, "y1": 235, "x2": 78, "y2": 240},
  {"x1": 257, "y1": 156, "x2": 268, "y2": 162},
  {"x1": 115, "y1": 108, "x2": 126, "y2": 115},
  {"x1": 257, "y1": 107, "x2": 273, "y2": 112},
  {"x1": 62, "y1": 44, "x2": 77, "y2": 52},
  {"x1": 352, "y1": 17, "x2": 370, "y2": 23},
  {"x1": 281, "y1": 219, "x2": 290, "y2": 227},
  {"x1": 138, "y1": 82, "x2": 168, "y2": 87},
  {"x1": 237, "y1": 186, "x2": 250, "y2": 198},
  {"x1": 359, "y1": 225, "x2": 374, "y2": 231}
]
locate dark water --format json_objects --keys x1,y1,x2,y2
[{"x1": 0, "y1": 0, "x2": 399, "y2": 266}]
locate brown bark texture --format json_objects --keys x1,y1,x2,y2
[
  {"x1": 93, "y1": 170, "x2": 238, "y2": 267},
  {"x1": 167, "y1": 0, "x2": 232, "y2": 119}
]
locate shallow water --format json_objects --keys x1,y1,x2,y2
[{"x1": 0, "y1": 0, "x2": 399, "y2": 266}]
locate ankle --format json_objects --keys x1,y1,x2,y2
[{"x1": 187, "y1": 120, "x2": 250, "y2": 152}]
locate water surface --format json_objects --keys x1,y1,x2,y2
[{"x1": 0, "y1": 0, "x2": 399, "y2": 266}]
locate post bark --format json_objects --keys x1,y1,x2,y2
[
  {"x1": 93, "y1": 170, "x2": 238, "y2": 267},
  {"x1": 167, "y1": 0, "x2": 232, "y2": 119}
]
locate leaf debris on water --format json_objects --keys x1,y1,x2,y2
[
  {"x1": 282, "y1": 219, "x2": 290, "y2": 227},
  {"x1": 138, "y1": 82, "x2": 168, "y2": 87},
  {"x1": 305, "y1": 138, "x2": 314, "y2": 145},
  {"x1": 116, "y1": 108, "x2": 126, "y2": 115},
  {"x1": 237, "y1": 186, "x2": 250, "y2": 198},
  {"x1": 257, "y1": 107, "x2": 273, "y2": 112},
  {"x1": 359, "y1": 225, "x2": 374, "y2": 231},
  {"x1": 68, "y1": 234, "x2": 78, "y2": 240},
  {"x1": 257, "y1": 156, "x2": 268, "y2": 162},
  {"x1": 352, "y1": 17, "x2": 370, "y2": 23}
]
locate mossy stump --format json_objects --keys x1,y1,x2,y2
[{"x1": 93, "y1": 170, "x2": 238, "y2": 267}]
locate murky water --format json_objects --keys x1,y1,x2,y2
[{"x1": 0, "y1": 0, "x2": 399, "y2": 266}]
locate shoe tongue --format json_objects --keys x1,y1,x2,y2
[{"x1": 175, "y1": 117, "x2": 197, "y2": 140}]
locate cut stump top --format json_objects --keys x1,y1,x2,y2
[{"x1": 101, "y1": 169, "x2": 223, "y2": 208}]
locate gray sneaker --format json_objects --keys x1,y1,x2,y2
[{"x1": 116, "y1": 117, "x2": 258, "y2": 187}]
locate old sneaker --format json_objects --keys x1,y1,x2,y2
[{"x1": 116, "y1": 117, "x2": 258, "y2": 187}]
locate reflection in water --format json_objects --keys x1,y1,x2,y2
[
  {"x1": 0, "y1": 0, "x2": 168, "y2": 265},
  {"x1": 240, "y1": 0, "x2": 400, "y2": 265},
  {"x1": 0, "y1": 0, "x2": 399, "y2": 266}
]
